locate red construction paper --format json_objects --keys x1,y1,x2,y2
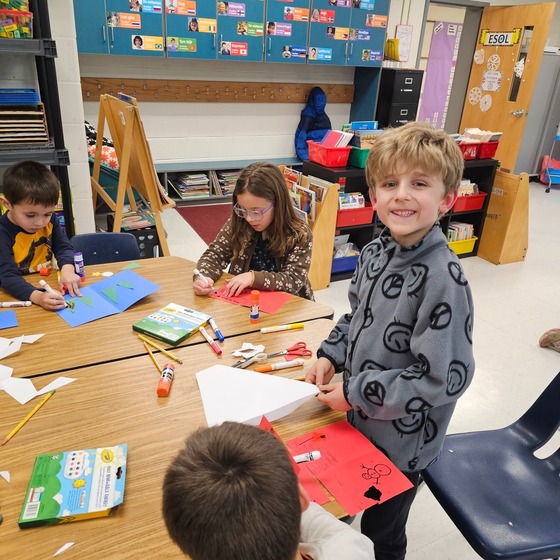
[
  {"x1": 259, "y1": 417, "x2": 330, "y2": 504},
  {"x1": 210, "y1": 286, "x2": 292, "y2": 314},
  {"x1": 286, "y1": 420, "x2": 413, "y2": 515}
]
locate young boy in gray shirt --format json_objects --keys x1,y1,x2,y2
[{"x1": 306, "y1": 122, "x2": 475, "y2": 560}]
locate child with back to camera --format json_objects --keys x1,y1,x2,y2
[
  {"x1": 0, "y1": 161, "x2": 82, "y2": 310},
  {"x1": 305, "y1": 122, "x2": 475, "y2": 559},
  {"x1": 193, "y1": 161, "x2": 314, "y2": 300},
  {"x1": 162, "y1": 421, "x2": 375, "y2": 560}
]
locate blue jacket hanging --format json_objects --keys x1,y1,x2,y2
[{"x1": 295, "y1": 86, "x2": 332, "y2": 161}]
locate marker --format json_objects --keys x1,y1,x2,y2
[
  {"x1": 260, "y1": 323, "x2": 304, "y2": 334},
  {"x1": 0, "y1": 301, "x2": 32, "y2": 308},
  {"x1": 193, "y1": 268, "x2": 217, "y2": 293},
  {"x1": 2, "y1": 390, "x2": 55, "y2": 446},
  {"x1": 38, "y1": 280, "x2": 68, "y2": 308},
  {"x1": 208, "y1": 317, "x2": 225, "y2": 342},
  {"x1": 254, "y1": 358, "x2": 305, "y2": 373},
  {"x1": 293, "y1": 450, "x2": 321, "y2": 464},
  {"x1": 199, "y1": 326, "x2": 222, "y2": 356}
]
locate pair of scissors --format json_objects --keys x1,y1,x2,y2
[
  {"x1": 233, "y1": 352, "x2": 269, "y2": 369},
  {"x1": 265, "y1": 342, "x2": 312, "y2": 359}
]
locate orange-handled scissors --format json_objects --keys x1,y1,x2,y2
[{"x1": 266, "y1": 342, "x2": 312, "y2": 359}]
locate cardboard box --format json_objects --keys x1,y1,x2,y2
[
  {"x1": 19, "y1": 444, "x2": 127, "y2": 528},
  {"x1": 478, "y1": 170, "x2": 529, "y2": 265},
  {"x1": 132, "y1": 302, "x2": 211, "y2": 345}
]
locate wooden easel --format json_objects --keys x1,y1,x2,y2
[{"x1": 90, "y1": 93, "x2": 175, "y2": 256}]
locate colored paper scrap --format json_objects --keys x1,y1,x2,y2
[
  {"x1": 287, "y1": 420, "x2": 413, "y2": 515},
  {"x1": 0, "y1": 310, "x2": 18, "y2": 330},
  {"x1": 211, "y1": 286, "x2": 292, "y2": 314}
]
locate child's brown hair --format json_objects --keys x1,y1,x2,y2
[
  {"x1": 162, "y1": 422, "x2": 301, "y2": 560},
  {"x1": 365, "y1": 122, "x2": 464, "y2": 198},
  {"x1": 2, "y1": 160, "x2": 60, "y2": 207},
  {"x1": 230, "y1": 161, "x2": 310, "y2": 259}
]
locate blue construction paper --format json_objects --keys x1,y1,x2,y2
[
  {"x1": 0, "y1": 310, "x2": 18, "y2": 329},
  {"x1": 57, "y1": 270, "x2": 160, "y2": 327}
]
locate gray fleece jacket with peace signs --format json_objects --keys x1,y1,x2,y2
[{"x1": 317, "y1": 225, "x2": 475, "y2": 472}]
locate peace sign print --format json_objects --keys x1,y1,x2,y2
[
  {"x1": 429, "y1": 302, "x2": 452, "y2": 330},
  {"x1": 382, "y1": 273, "x2": 404, "y2": 299}
]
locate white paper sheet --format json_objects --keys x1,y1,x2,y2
[
  {"x1": 0, "y1": 376, "x2": 75, "y2": 404},
  {"x1": 196, "y1": 365, "x2": 319, "y2": 426}
]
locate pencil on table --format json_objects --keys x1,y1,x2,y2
[
  {"x1": 2, "y1": 390, "x2": 56, "y2": 446},
  {"x1": 143, "y1": 341, "x2": 163, "y2": 374},
  {"x1": 137, "y1": 334, "x2": 183, "y2": 364}
]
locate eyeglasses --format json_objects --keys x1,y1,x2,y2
[{"x1": 233, "y1": 203, "x2": 274, "y2": 221}]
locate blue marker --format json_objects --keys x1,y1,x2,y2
[{"x1": 209, "y1": 317, "x2": 225, "y2": 342}]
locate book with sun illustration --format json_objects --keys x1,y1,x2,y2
[{"x1": 57, "y1": 270, "x2": 160, "y2": 327}]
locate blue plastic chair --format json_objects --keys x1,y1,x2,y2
[
  {"x1": 422, "y1": 371, "x2": 560, "y2": 560},
  {"x1": 71, "y1": 232, "x2": 141, "y2": 265}
]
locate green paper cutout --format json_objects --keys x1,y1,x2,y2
[
  {"x1": 122, "y1": 262, "x2": 140, "y2": 269},
  {"x1": 117, "y1": 280, "x2": 134, "y2": 289},
  {"x1": 78, "y1": 295, "x2": 94, "y2": 308},
  {"x1": 102, "y1": 286, "x2": 118, "y2": 303}
]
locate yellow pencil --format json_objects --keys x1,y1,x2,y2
[
  {"x1": 2, "y1": 390, "x2": 55, "y2": 446},
  {"x1": 143, "y1": 341, "x2": 163, "y2": 374},
  {"x1": 137, "y1": 334, "x2": 183, "y2": 364}
]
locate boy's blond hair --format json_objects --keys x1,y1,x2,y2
[{"x1": 365, "y1": 122, "x2": 464, "y2": 197}]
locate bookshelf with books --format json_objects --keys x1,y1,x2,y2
[
  {"x1": 302, "y1": 161, "x2": 378, "y2": 281},
  {"x1": 155, "y1": 157, "x2": 301, "y2": 206}
]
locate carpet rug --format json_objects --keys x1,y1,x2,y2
[{"x1": 176, "y1": 203, "x2": 232, "y2": 245}]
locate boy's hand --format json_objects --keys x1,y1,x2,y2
[
  {"x1": 30, "y1": 288, "x2": 66, "y2": 311},
  {"x1": 316, "y1": 382, "x2": 352, "y2": 412},
  {"x1": 305, "y1": 357, "x2": 335, "y2": 386},
  {"x1": 224, "y1": 272, "x2": 253, "y2": 297},
  {"x1": 59, "y1": 265, "x2": 82, "y2": 298}
]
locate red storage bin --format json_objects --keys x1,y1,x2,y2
[
  {"x1": 458, "y1": 142, "x2": 480, "y2": 160},
  {"x1": 336, "y1": 202, "x2": 374, "y2": 227},
  {"x1": 307, "y1": 141, "x2": 351, "y2": 168},
  {"x1": 452, "y1": 192, "x2": 487, "y2": 212},
  {"x1": 478, "y1": 141, "x2": 499, "y2": 159}
]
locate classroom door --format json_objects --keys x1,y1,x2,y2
[{"x1": 459, "y1": 3, "x2": 554, "y2": 172}]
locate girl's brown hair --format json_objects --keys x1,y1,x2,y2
[{"x1": 230, "y1": 162, "x2": 309, "y2": 259}]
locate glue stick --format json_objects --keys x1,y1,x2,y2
[
  {"x1": 250, "y1": 290, "x2": 260, "y2": 324},
  {"x1": 156, "y1": 363, "x2": 175, "y2": 397},
  {"x1": 74, "y1": 252, "x2": 85, "y2": 283}
]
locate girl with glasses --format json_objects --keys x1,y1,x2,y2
[{"x1": 193, "y1": 162, "x2": 314, "y2": 300}]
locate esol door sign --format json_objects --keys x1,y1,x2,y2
[{"x1": 479, "y1": 28, "x2": 521, "y2": 47}]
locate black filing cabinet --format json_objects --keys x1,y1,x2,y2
[{"x1": 375, "y1": 69, "x2": 424, "y2": 128}]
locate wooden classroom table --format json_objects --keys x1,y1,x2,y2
[
  {"x1": 0, "y1": 256, "x2": 333, "y2": 378},
  {"x1": 0, "y1": 318, "x2": 344, "y2": 560}
]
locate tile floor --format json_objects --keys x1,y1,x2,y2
[{"x1": 160, "y1": 180, "x2": 560, "y2": 559}]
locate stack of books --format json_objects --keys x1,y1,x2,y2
[
  {"x1": 168, "y1": 173, "x2": 211, "y2": 200},
  {"x1": 447, "y1": 221, "x2": 474, "y2": 242},
  {"x1": 211, "y1": 169, "x2": 241, "y2": 196},
  {"x1": 320, "y1": 129, "x2": 354, "y2": 148}
]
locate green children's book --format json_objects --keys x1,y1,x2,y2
[
  {"x1": 132, "y1": 302, "x2": 211, "y2": 345},
  {"x1": 19, "y1": 443, "x2": 128, "y2": 528}
]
